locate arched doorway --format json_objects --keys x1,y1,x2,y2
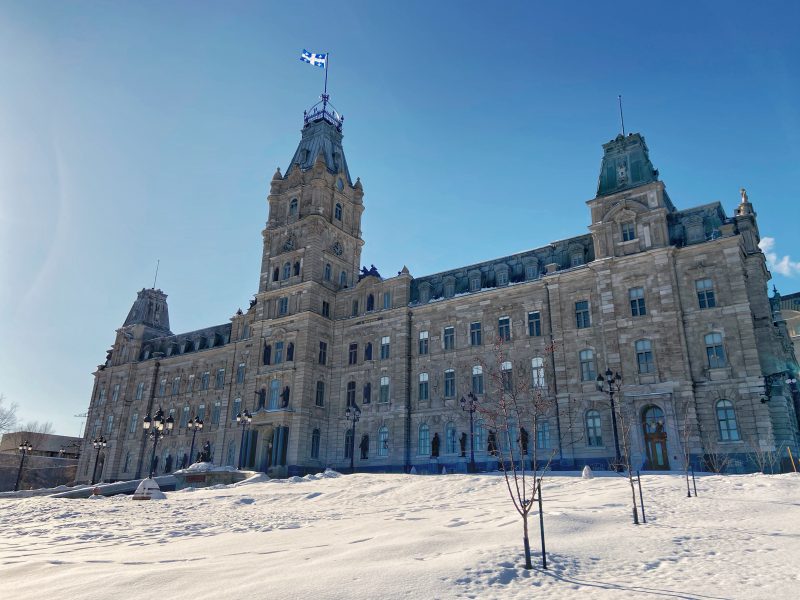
[{"x1": 642, "y1": 405, "x2": 670, "y2": 470}]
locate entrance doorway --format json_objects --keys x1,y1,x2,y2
[{"x1": 642, "y1": 405, "x2": 670, "y2": 470}]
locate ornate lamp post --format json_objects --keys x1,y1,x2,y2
[
  {"x1": 596, "y1": 369, "x2": 623, "y2": 468},
  {"x1": 90, "y1": 436, "x2": 107, "y2": 484},
  {"x1": 344, "y1": 403, "x2": 361, "y2": 474},
  {"x1": 236, "y1": 410, "x2": 253, "y2": 470},
  {"x1": 460, "y1": 392, "x2": 478, "y2": 473},
  {"x1": 13, "y1": 440, "x2": 32, "y2": 492},
  {"x1": 143, "y1": 409, "x2": 174, "y2": 478},
  {"x1": 187, "y1": 416, "x2": 204, "y2": 464}
]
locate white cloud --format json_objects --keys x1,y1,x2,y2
[{"x1": 759, "y1": 236, "x2": 800, "y2": 276}]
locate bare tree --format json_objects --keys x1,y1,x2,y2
[
  {"x1": 744, "y1": 437, "x2": 780, "y2": 474},
  {"x1": 5, "y1": 420, "x2": 55, "y2": 452},
  {"x1": 608, "y1": 402, "x2": 642, "y2": 525},
  {"x1": 701, "y1": 430, "x2": 731, "y2": 473},
  {"x1": 0, "y1": 394, "x2": 17, "y2": 434},
  {"x1": 470, "y1": 339, "x2": 562, "y2": 570},
  {"x1": 675, "y1": 397, "x2": 696, "y2": 497}
]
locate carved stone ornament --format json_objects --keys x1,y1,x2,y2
[
  {"x1": 332, "y1": 241, "x2": 343, "y2": 256},
  {"x1": 283, "y1": 236, "x2": 295, "y2": 252}
]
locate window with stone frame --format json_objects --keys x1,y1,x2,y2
[
  {"x1": 469, "y1": 276, "x2": 481, "y2": 292},
  {"x1": 418, "y1": 423, "x2": 430, "y2": 456},
  {"x1": 380, "y1": 377, "x2": 390, "y2": 403},
  {"x1": 704, "y1": 332, "x2": 726, "y2": 368},
  {"x1": 472, "y1": 365, "x2": 484, "y2": 394},
  {"x1": 236, "y1": 362, "x2": 246, "y2": 384},
  {"x1": 501, "y1": 361, "x2": 513, "y2": 392},
  {"x1": 351, "y1": 300, "x2": 359, "y2": 317},
  {"x1": 527, "y1": 311, "x2": 542, "y2": 336},
  {"x1": 180, "y1": 406, "x2": 190, "y2": 428},
  {"x1": 128, "y1": 412, "x2": 139, "y2": 434},
  {"x1": 324, "y1": 263, "x2": 332, "y2": 281},
  {"x1": 579, "y1": 349, "x2": 596, "y2": 381},
  {"x1": 586, "y1": 410, "x2": 603, "y2": 446},
  {"x1": 289, "y1": 198, "x2": 298, "y2": 218},
  {"x1": 363, "y1": 382, "x2": 371, "y2": 403},
  {"x1": 348, "y1": 343, "x2": 358, "y2": 365},
  {"x1": 418, "y1": 372, "x2": 429, "y2": 401},
  {"x1": 629, "y1": 287, "x2": 646, "y2": 316},
  {"x1": 157, "y1": 380, "x2": 165, "y2": 397},
  {"x1": 282, "y1": 262, "x2": 291, "y2": 280},
  {"x1": 201, "y1": 372, "x2": 210, "y2": 390},
  {"x1": 716, "y1": 399, "x2": 740, "y2": 441},
  {"x1": 443, "y1": 326, "x2": 455, "y2": 350},
  {"x1": 444, "y1": 369, "x2": 456, "y2": 398},
  {"x1": 498, "y1": 316, "x2": 511, "y2": 341},
  {"x1": 346, "y1": 381, "x2": 356, "y2": 407},
  {"x1": 496, "y1": 269, "x2": 508, "y2": 286},
  {"x1": 231, "y1": 398, "x2": 241, "y2": 421},
  {"x1": 311, "y1": 429, "x2": 320, "y2": 459},
  {"x1": 278, "y1": 297, "x2": 289, "y2": 316},
  {"x1": 318, "y1": 341, "x2": 328, "y2": 365},
  {"x1": 470, "y1": 322, "x2": 482, "y2": 346},
  {"x1": 635, "y1": 339, "x2": 655, "y2": 373},
  {"x1": 322, "y1": 300, "x2": 330, "y2": 318},
  {"x1": 364, "y1": 342, "x2": 373, "y2": 361},
  {"x1": 621, "y1": 221, "x2": 636, "y2": 242},
  {"x1": 536, "y1": 420, "x2": 551, "y2": 449},
  {"x1": 383, "y1": 292, "x2": 391, "y2": 310},
  {"x1": 315, "y1": 381, "x2": 325, "y2": 407},
  {"x1": 135, "y1": 382, "x2": 145, "y2": 401},
  {"x1": 696, "y1": 278, "x2": 716, "y2": 309},
  {"x1": 380, "y1": 336, "x2": 390, "y2": 360},
  {"x1": 335, "y1": 203, "x2": 342, "y2": 220},
  {"x1": 531, "y1": 357, "x2": 545, "y2": 388},
  {"x1": 274, "y1": 341, "x2": 284, "y2": 364},
  {"x1": 112, "y1": 383, "x2": 120, "y2": 402},
  {"x1": 378, "y1": 426, "x2": 389, "y2": 456},
  {"x1": 418, "y1": 330, "x2": 429, "y2": 355},
  {"x1": 575, "y1": 300, "x2": 591, "y2": 328},
  {"x1": 212, "y1": 401, "x2": 221, "y2": 424},
  {"x1": 215, "y1": 369, "x2": 225, "y2": 389}
]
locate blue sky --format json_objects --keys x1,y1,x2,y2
[{"x1": 1, "y1": 1, "x2": 799, "y2": 435}]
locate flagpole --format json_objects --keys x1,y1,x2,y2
[{"x1": 324, "y1": 53, "x2": 329, "y2": 97}]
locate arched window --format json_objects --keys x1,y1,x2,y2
[
  {"x1": 293, "y1": 261, "x2": 301, "y2": 277},
  {"x1": 445, "y1": 422, "x2": 457, "y2": 454},
  {"x1": 339, "y1": 271, "x2": 347, "y2": 288},
  {"x1": 335, "y1": 203, "x2": 342, "y2": 220},
  {"x1": 364, "y1": 342, "x2": 373, "y2": 361},
  {"x1": 286, "y1": 342, "x2": 294, "y2": 362},
  {"x1": 636, "y1": 339, "x2": 654, "y2": 373},
  {"x1": 311, "y1": 428, "x2": 320, "y2": 459},
  {"x1": 269, "y1": 379, "x2": 280, "y2": 410},
  {"x1": 418, "y1": 423, "x2": 430, "y2": 456},
  {"x1": 705, "y1": 333, "x2": 726, "y2": 368},
  {"x1": 366, "y1": 294, "x2": 375, "y2": 312},
  {"x1": 378, "y1": 426, "x2": 389, "y2": 457},
  {"x1": 716, "y1": 400, "x2": 740, "y2": 441},
  {"x1": 273, "y1": 267, "x2": 279, "y2": 282},
  {"x1": 586, "y1": 410, "x2": 603, "y2": 447},
  {"x1": 289, "y1": 198, "x2": 298, "y2": 218},
  {"x1": 501, "y1": 361, "x2": 513, "y2": 392},
  {"x1": 344, "y1": 429, "x2": 353, "y2": 459},
  {"x1": 363, "y1": 382, "x2": 372, "y2": 403},
  {"x1": 579, "y1": 349, "x2": 596, "y2": 381},
  {"x1": 472, "y1": 365, "x2": 484, "y2": 394},
  {"x1": 642, "y1": 405, "x2": 665, "y2": 433},
  {"x1": 531, "y1": 357, "x2": 545, "y2": 388},
  {"x1": 263, "y1": 343, "x2": 271, "y2": 365},
  {"x1": 346, "y1": 381, "x2": 356, "y2": 407},
  {"x1": 324, "y1": 263, "x2": 332, "y2": 281},
  {"x1": 283, "y1": 262, "x2": 291, "y2": 280}
]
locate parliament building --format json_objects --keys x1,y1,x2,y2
[{"x1": 76, "y1": 98, "x2": 800, "y2": 482}]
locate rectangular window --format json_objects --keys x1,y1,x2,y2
[
  {"x1": 352, "y1": 300, "x2": 359, "y2": 317},
  {"x1": 236, "y1": 362, "x2": 246, "y2": 384},
  {"x1": 275, "y1": 341, "x2": 284, "y2": 364},
  {"x1": 212, "y1": 401, "x2": 221, "y2": 424},
  {"x1": 418, "y1": 331, "x2": 429, "y2": 355},
  {"x1": 135, "y1": 382, "x2": 145, "y2": 401},
  {"x1": 105, "y1": 415, "x2": 114, "y2": 435},
  {"x1": 383, "y1": 292, "x2": 391, "y2": 310},
  {"x1": 469, "y1": 277, "x2": 481, "y2": 292},
  {"x1": 621, "y1": 222, "x2": 636, "y2": 242},
  {"x1": 318, "y1": 341, "x2": 328, "y2": 365},
  {"x1": 186, "y1": 374, "x2": 194, "y2": 393},
  {"x1": 575, "y1": 300, "x2": 591, "y2": 329},
  {"x1": 128, "y1": 412, "x2": 138, "y2": 434},
  {"x1": 586, "y1": 412, "x2": 603, "y2": 447},
  {"x1": 536, "y1": 421, "x2": 551, "y2": 449},
  {"x1": 201, "y1": 372, "x2": 210, "y2": 390},
  {"x1": 498, "y1": 316, "x2": 511, "y2": 341},
  {"x1": 705, "y1": 333, "x2": 727, "y2": 368},
  {"x1": 157, "y1": 379, "x2": 166, "y2": 397},
  {"x1": 501, "y1": 362, "x2": 513, "y2": 392},
  {"x1": 380, "y1": 377, "x2": 390, "y2": 403},
  {"x1": 496, "y1": 271, "x2": 508, "y2": 286},
  {"x1": 180, "y1": 406, "x2": 189, "y2": 428},
  {"x1": 346, "y1": 381, "x2": 356, "y2": 407},
  {"x1": 198, "y1": 404, "x2": 206, "y2": 421},
  {"x1": 349, "y1": 343, "x2": 358, "y2": 365},
  {"x1": 472, "y1": 366, "x2": 484, "y2": 394},
  {"x1": 380, "y1": 336, "x2": 390, "y2": 360},
  {"x1": 470, "y1": 322, "x2": 482, "y2": 346},
  {"x1": 418, "y1": 373, "x2": 429, "y2": 401},
  {"x1": 322, "y1": 300, "x2": 330, "y2": 318},
  {"x1": 443, "y1": 326, "x2": 455, "y2": 350},
  {"x1": 231, "y1": 398, "x2": 241, "y2": 421},
  {"x1": 579, "y1": 349, "x2": 596, "y2": 381},
  {"x1": 531, "y1": 357, "x2": 545, "y2": 387},
  {"x1": 112, "y1": 383, "x2": 120, "y2": 402},
  {"x1": 636, "y1": 340, "x2": 655, "y2": 374},
  {"x1": 215, "y1": 368, "x2": 225, "y2": 389},
  {"x1": 315, "y1": 381, "x2": 325, "y2": 407},
  {"x1": 278, "y1": 297, "x2": 288, "y2": 316},
  {"x1": 444, "y1": 369, "x2": 456, "y2": 398},
  {"x1": 171, "y1": 377, "x2": 181, "y2": 396},
  {"x1": 527, "y1": 312, "x2": 541, "y2": 337},
  {"x1": 629, "y1": 287, "x2": 646, "y2": 316},
  {"x1": 696, "y1": 278, "x2": 716, "y2": 309}
]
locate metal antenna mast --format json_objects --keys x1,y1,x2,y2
[
  {"x1": 618, "y1": 94, "x2": 626, "y2": 136},
  {"x1": 152, "y1": 259, "x2": 160, "y2": 289}
]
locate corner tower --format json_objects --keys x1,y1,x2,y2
[{"x1": 259, "y1": 100, "x2": 365, "y2": 296}]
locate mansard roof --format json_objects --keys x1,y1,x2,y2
[
  {"x1": 138, "y1": 323, "x2": 232, "y2": 361},
  {"x1": 285, "y1": 103, "x2": 352, "y2": 185},
  {"x1": 410, "y1": 234, "x2": 594, "y2": 305},
  {"x1": 668, "y1": 202, "x2": 731, "y2": 247},
  {"x1": 597, "y1": 133, "x2": 660, "y2": 197}
]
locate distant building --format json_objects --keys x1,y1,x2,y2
[
  {"x1": 76, "y1": 97, "x2": 800, "y2": 482},
  {"x1": 0, "y1": 431, "x2": 81, "y2": 491},
  {"x1": 0, "y1": 431, "x2": 81, "y2": 459}
]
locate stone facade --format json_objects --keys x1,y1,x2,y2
[{"x1": 75, "y1": 104, "x2": 800, "y2": 482}]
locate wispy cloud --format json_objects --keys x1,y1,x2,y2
[{"x1": 759, "y1": 237, "x2": 800, "y2": 276}]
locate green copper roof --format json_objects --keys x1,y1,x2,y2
[{"x1": 596, "y1": 133, "x2": 659, "y2": 196}]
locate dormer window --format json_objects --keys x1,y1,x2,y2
[
  {"x1": 335, "y1": 203, "x2": 342, "y2": 221},
  {"x1": 496, "y1": 269, "x2": 509, "y2": 286},
  {"x1": 419, "y1": 283, "x2": 431, "y2": 304},
  {"x1": 443, "y1": 278, "x2": 455, "y2": 298},
  {"x1": 570, "y1": 254, "x2": 584, "y2": 267},
  {"x1": 337, "y1": 178, "x2": 344, "y2": 192},
  {"x1": 621, "y1": 221, "x2": 636, "y2": 242}
]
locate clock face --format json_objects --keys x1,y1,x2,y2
[{"x1": 332, "y1": 241, "x2": 343, "y2": 256}]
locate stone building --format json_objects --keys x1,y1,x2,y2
[{"x1": 76, "y1": 98, "x2": 800, "y2": 482}]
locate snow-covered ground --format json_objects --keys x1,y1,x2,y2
[{"x1": 1, "y1": 471, "x2": 798, "y2": 599}]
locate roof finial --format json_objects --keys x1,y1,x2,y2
[
  {"x1": 740, "y1": 187, "x2": 749, "y2": 204},
  {"x1": 618, "y1": 94, "x2": 626, "y2": 137}
]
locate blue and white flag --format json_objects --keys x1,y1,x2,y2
[{"x1": 300, "y1": 50, "x2": 327, "y2": 69}]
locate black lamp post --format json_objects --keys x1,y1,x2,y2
[
  {"x1": 596, "y1": 368, "x2": 623, "y2": 468},
  {"x1": 90, "y1": 436, "x2": 107, "y2": 484},
  {"x1": 460, "y1": 392, "x2": 478, "y2": 473},
  {"x1": 187, "y1": 416, "x2": 204, "y2": 464},
  {"x1": 236, "y1": 410, "x2": 253, "y2": 470},
  {"x1": 13, "y1": 440, "x2": 32, "y2": 492},
  {"x1": 345, "y1": 403, "x2": 361, "y2": 474},
  {"x1": 143, "y1": 408, "x2": 174, "y2": 478}
]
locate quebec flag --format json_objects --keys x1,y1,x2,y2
[{"x1": 300, "y1": 50, "x2": 327, "y2": 69}]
